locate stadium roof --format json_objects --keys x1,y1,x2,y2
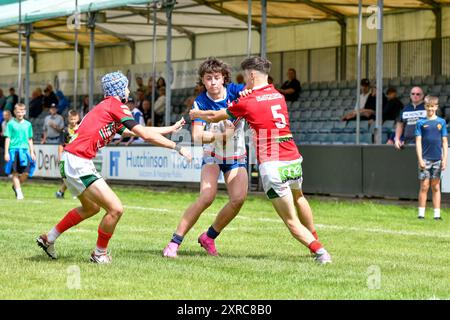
[{"x1": 0, "y1": 0, "x2": 449, "y2": 57}]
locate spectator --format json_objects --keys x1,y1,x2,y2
[
  {"x1": 145, "y1": 77, "x2": 157, "y2": 102},
  {"x1": 383, "y1": 87, "x2": 403, "y2": 122},
  {"x1": 278, "y1": 68, "x2": 301, "y2": 102},
  {"x1": 236, "y1": 73, "x2": 245, "y2": 85},
  {"x1": 55, "y1": 90, "x2": 70, "y2": 115},
  {"x1": 127, "y1": 98, "x2": 146, "y2": 145},
  {"x1": 415, "y1": 95, "x2": 447, "y2": 221},
  {"x1": 82, "y1": 95, "x2": 90, "y2": 117},
  {"x1": 135, "y1": 76, "x2": 145, "y2": 94},
  {"x1": 394, "y1": 86, "x2": 426, "y2": 149},
  {"x1": 342, "y1": 79, "x2": 386, "y2": 122},
  {"x1": 3, "y1": 103, "x2": 36, "y2": 200},
  {"x1": 135, "y1": 88, "x2": 145, "y2": 112},
  {"x1": 55, "y1": 109, "x2": 80, "y2": 199},
  {"x1": 142, "y1": 99, "x2": 152, "y2": 126},
  {"x1": 5, "y1": 88, "x2": 19, "y2": 112},
  {"x1": 1, "y1": 109, "x2": 12, "y2": 148},
  {"x1": 153, "y1": 86, "x2": 166, "y2": 126},
  {"x1": 156, "y1": 77, "x2": 166, "y2": 90},
  {"x1": 0, "y1": 88, "x2": 6, "y2": 110},
  {"x1": 29, "y1": 88, "x2": 44, "y2": 119},
  {"x1": 43, "y1": 85, "x2": 59, "y2": 109},
  {"x1": 41, "y1": 103, "x2": 64, "y2": 144}
]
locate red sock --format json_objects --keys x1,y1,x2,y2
[
  {"x1": 308, "y1": 240, "x2": 323, "y2": 254},
  {"x1": 96, "y1": 227, "x2": 113, "y2": 250},
  {"x1": 55, "y1": 208, "x2": 82, "y2": 233},
  {"x1": 311, "y1": 230, "x2": 319, "y2": 241}
]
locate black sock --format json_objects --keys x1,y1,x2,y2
[
  {"x1": 171, "y1": 233, "x2": 184, "y2": 245},
  {"x1": 206, "y1": 226, "x2": 220, "y2": 239}
]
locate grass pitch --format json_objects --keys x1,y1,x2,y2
[{"x1": 0, "y1": 180, "x2": 448, "y2": 300}]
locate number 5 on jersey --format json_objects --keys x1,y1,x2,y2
[{"x1": 271, "y1": 105, "x2": 286, "y2": 129}]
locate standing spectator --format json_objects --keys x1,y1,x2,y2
[
  {"x1": 415, "y1": 96, "x2": 447, "y2": 220},
  {"x1": 42, "y1": 104, "x2": 64, "y2": 144},
  {"x1": 1, "y1": 110, "x2": 12, "y2": 148},
  {"x1": 394, "y1": 87, "x2": 426, "y2": 149},
  {"x1": 383, "y1": 87, "x2": 403, "y2": 122},
  {"x1": 4, "y1": 103, "x2": 36, "y2": 200},
  {"x1": 235, "y1": 73, "x2": 245, "y2": 85},
  {"x1": 5, "y1": 88, "x2": 18, "y2": 112},
  {"x1": 29, "y1": 88, "x2": 44, "y2": 119},
  {"x1": 55, "y1": 109, "x2": 80, "y2": 199},
  {"x1": 43, "y1": 85, "x2": 59, "y2": 109},
  {"x1": 55, "y1": 90, "x2": 70, "y2": 115},
  {"x1": 142, "y1": 99, "x2": 152, "y2": 126},
  {"x1": 0, "y1": 88, "x2": 7, "y2": 110},
  {"x1": 153, "y1": 86, "x2": 166, "y2": 126},
  {"x1": 82, "y1": 95, "x2": 90, "y2": 117},
  {"x1": 278, "y1": 68, "x2": 301, "y2": 102}
]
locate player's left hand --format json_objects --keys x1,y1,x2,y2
[
  {"x1": 31, "y1": 152, "x2": 36, "y2": 162},
  {"x1": 441, "y1": 161, "x2": 447, "y2": 171},
  {"x1": 173, "y1": 118, "x2": 186, "y2": 132}
]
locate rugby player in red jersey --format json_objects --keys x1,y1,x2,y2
[
  {"x1": 190, "y1": 57, "x2": 331, "y2": 264},
  {"x1": 37, "y1": 71, "x2": 191, "y2": 264}
]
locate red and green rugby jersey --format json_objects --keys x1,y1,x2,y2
[
  {"x1": 65, "y1": 97, "x2": 133, "y2": 159},
  {"x1": 227, "y1": 84, "x2": 301, "y2": 163}
]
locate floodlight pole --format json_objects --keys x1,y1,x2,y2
[
  {"x1": 374, "y1": 0, "x2": 384, "y2": 145},
  {"x1": 17, "y1": 0, "x2": 23, "y2": 103},
  {"x1": 165, "y1": 0, "x2": 174, "y2": 126},
  {"x1": 247, "y1": 0, "x2": 252, "y2": 57},
  {"x1": 88, "y1": 12, "x2": 97, "y2": 112},
  {"x1": 25, "y1": 23, "x2": 32, "y2": 111},
  {"x1": 73, "y1": 0, "x2": 79, "y2": 111},
  {"x1": 355, "y1": 0, "x2": 362, "y2": 144},
  {"x1": 151, "y1": 1, "x2": 158, "y2": 127},
  {"x1": 260, "y1": 0, "x2": 267, "y2": 58}
]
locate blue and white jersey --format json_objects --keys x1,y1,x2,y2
[
  {"x1": 192, "y1": 83, "x2": 246, "y2": 161},
  {"x1": 415, "y1": 116, "x2": 448, "y2": 161},
  {"x1": 399, "y1": 102, "x2": 426, "y2": 144}
]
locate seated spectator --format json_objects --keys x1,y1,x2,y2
[
  {"x1": 0, "y1": 88, "x2": 6, "y2": 110},
  {"x1": 383, "y1": 87, "x2": 403, "y2": 122},
  {"x1": 156, "y1": 77, "x2": 166, "y2": 90},
  {"x1": 342, "y1": 79, "x2": 386, "y2": 122},
  {"x1": 55, "y1": 90, "x2": 70, "y2": 115},
  {"x1": 145, "y1": 77, "x2": 157, "y2": 102},
  {"x1": 4, "y1": 88, "x2": 18, "y2": 112},
  {"x1": 153, "y1": 86, "x2": 166, "y2": 126},
  {"x1": 135, "y1": 88, "x2": 145, "y2": 112},
  {"x1": 135, "y1": 76, "x2": 145, "y2": 95},
  {"x1": 41, "y1": 103, "x2": 64, "y2": 144},
  {"x1": 278, "y1": 68, "x2": 301, "y2": 102},
  {"x1": 142, "y1": 99, "x2": 152, "y2": 126},
  {"x1": 29, "y1": 88, "x2": 44, "y2": 119}
]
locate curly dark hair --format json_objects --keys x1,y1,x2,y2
[{"x1": 197, "y1": 57, "x2": 231, "y2": 86}]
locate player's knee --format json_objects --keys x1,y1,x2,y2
[
  {"x1": 230, "y1": 193, "x2": 246, "y2": 208},
  {"x1": 199, "y1": 193, "x2": 216, "y2": 208},
  {"x1": 110, "y1": 205, "x2": 124, "y2": 218}
]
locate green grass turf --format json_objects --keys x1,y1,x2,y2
[{"x1": 0, "y1": 180, "x2": 448, "y2": 300}]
